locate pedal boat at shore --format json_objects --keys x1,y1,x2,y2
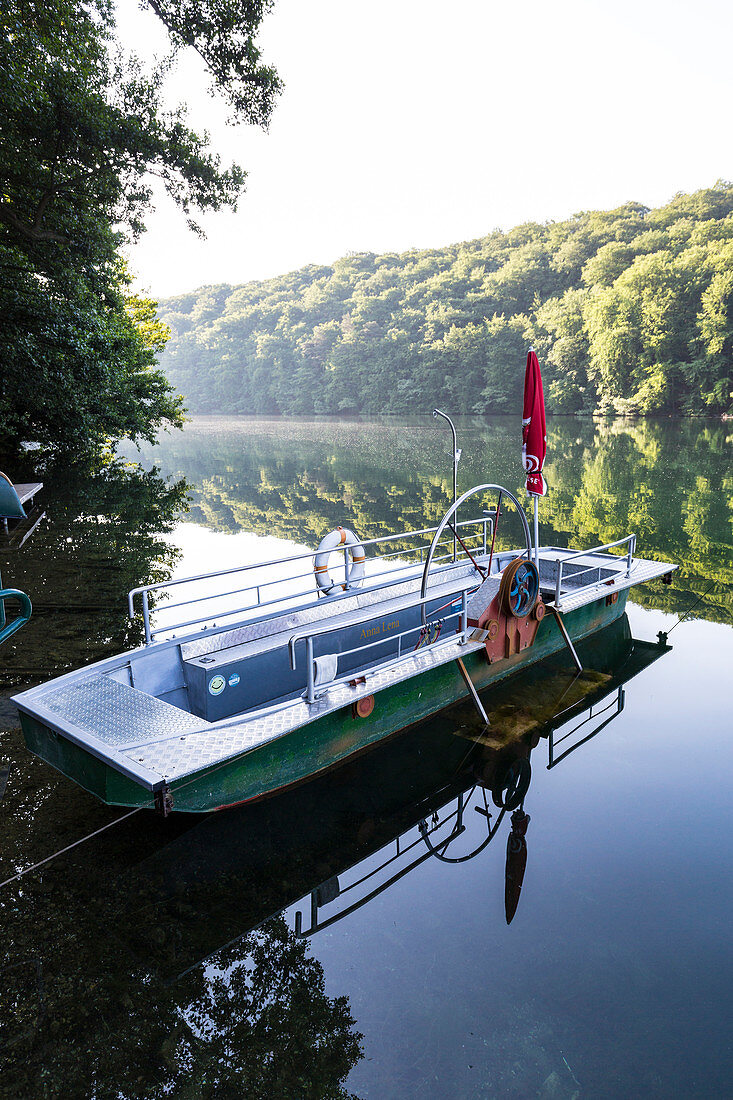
[{"x1": 13, "y1": 483, "x2": 676, "y2": 813}]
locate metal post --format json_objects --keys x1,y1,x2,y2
[
  {"x1": 455, "y1": 657, "x2": 490, "y2": 725},
  {"x1": 142, "y1": 591, "x2": 152, "y2": 645},
  {"x1": 555, "y1": 560, "x2": 563, "y2": 607},
  {"x1": 550, "y1": 607, "x2": 583, "y2": 673},
  {"x1": 433, "y1": 408, "x2": 459, "y2": 561},
  {"x1": 532, "y1": 495, "x2": 540, "y2": 566},
  {"x1": 306, "y1": 636, "x2": 315, "y2": 703}
]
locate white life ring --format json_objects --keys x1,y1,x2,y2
[{"x1": 314, "y1": 526, "x2": 366, "y2": 595}]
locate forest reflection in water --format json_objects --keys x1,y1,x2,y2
[
  {"x1": 121, "y1": 414, "x2": 732, "y2": 627},
  {"x1": 0, "y1": 616, "x2": 667, "y2": 1099},
  {"x1": 0, "y1": 457, "x2": 187, "y2": 687}
]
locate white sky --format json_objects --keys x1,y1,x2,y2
[{"x1": 117, "y1": 0, "x2": 733, "y2": 299}]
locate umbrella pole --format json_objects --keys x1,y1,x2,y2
[{"x1": 532, "y1": 495, "x2": 539, "y2": 565}]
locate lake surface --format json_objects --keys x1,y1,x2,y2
[{"x1": 0, "y1": 415, "x2": 731, "y2": 1098}]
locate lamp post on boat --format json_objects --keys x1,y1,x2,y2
[{"x1": 433, "y1": 408, "x2": 461, "y2": 561}]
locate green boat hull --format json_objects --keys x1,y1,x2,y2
[{"x1": 19, "y1": 592, "x2": 627, "y2": 812}]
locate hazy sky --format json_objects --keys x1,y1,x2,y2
[{"x1": 117, "y1": 0, "x2": 732, "y2": 298}]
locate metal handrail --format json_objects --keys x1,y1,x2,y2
[
  {"x1": 289, "y1": 585, "x2": 477, "y2": 703},
  {"x1": 128, "y1": 515, "x2": 493, "y2": 644},
  {"x1": 553, "y1": 534, "x2": 636, "y2": 607},
  {"x1": 420, "y1": 484, "x2": 532, "y2": 625}
]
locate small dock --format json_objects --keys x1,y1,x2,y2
[
  {"x1": 10, "y1": 483, "x2": 43, "y2": 510},
  {"x1": 1, "y1": 478, "x2": 43, "y2": 537}
]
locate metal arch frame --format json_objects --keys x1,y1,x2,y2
[{"x1": 420, "y1": 483, "x2": 532, "y2": 624}]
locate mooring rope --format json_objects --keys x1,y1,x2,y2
[
  {"x1": 664, "y1": 579, "x2": 719, "y2": 637},
  {"x1": 0, "y1": 806, "x2": 143, "y2": 891}
]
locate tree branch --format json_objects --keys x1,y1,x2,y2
[{"x1": 0, "y1": 203, "x2": 67, "y2": 243}]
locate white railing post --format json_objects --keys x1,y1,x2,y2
[
  {"x1": 142, "y1": 591, "x2": 152, "y2": 645},
  {"x1": 459, "y1": 589, "x2": 468, "y2": 645},
  {"x1": 627, "y1": 535, "x2": 636, "y2": 575},
  {"x1": 305, "y1": 637, "x2": 315, "y2": 704}
]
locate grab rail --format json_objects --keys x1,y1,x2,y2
[
  {"x1": 128, "y1": 515, "x2": 493, "y2": 644},
  {"x1": 289, "y1": 587, "x2": 475, "y2": 704},
  {"x1": 553, "y1": 534, "x2": 636, "y2": 608}
]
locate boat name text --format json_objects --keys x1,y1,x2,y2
[{"x1": 360, "y1": 618, "x2": 400, "y2": 640}]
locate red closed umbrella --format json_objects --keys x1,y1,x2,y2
[
  {"x1": 522, "y1": 348, "x2": 547, "y2": 563},
  {"x1": 522, "y1": 348, "x2": 547, "y2": 497}
]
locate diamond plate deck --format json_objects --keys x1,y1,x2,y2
[
  {"x1": 124, "y1": 635, "x2": 486, "y2": 781},
  {"x1": 553, "y1": 556, "x2": 675, "y2": 613},
  {"x1": 42, "y1": 676, "x2": 202, "y2": 747}
]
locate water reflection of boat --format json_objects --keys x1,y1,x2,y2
[
  {"x1": 0, "y1": 620, "x2": 669, "y2": 1093},
  {"x1": 14, "y1": 481, "x2": 675, "y2": 812},
  {"x1": 109, "y1": 615, "x2": 670, "y2": 974}
]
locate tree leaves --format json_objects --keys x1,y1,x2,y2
[
  {"x1": 157, "y1": 184, "x2": 733, "y2": 419},
  {"x1": 0, "y1": 0, "x2": 278, "y2": 454}
]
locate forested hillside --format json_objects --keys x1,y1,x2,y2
[{"x1": 158, "y1": 184, "x2": 733, "y2": 417}]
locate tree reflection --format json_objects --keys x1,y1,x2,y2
[
  {"x1": 126, "y1": 416, "x2": 733, "y2": 625},
  {"x1": 0, "y1": 456, "x2": 188, "y2": 686}
]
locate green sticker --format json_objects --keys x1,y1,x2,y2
[{"x1": 208, "y1": 674, "x2": 226, "y2": 696}]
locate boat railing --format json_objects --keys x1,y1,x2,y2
[
  {"x1": 295, "y1": 791, "x2": 469, "y2": 938},
  {"x1": 551, "y1": 534, "x2": 636, "y2": 609},
  {"x1": 289, "y1": 587, "x2": 475, "y2": 704},
  {"x1": 128, "y1": 515, "x2": 493, "y2": 644},
  {"x1": 547, "y1": 686, "x2": 626, "y2": 768}
]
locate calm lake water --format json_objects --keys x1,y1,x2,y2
[{"x1": 0, "y1": 415, "x2": 731, "y2": 1098}]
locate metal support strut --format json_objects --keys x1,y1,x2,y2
[
  {"x1": 550, "y1": 607, "x2": 583, "y2": 673},
  {"x1": 455, "y1": 657, "x2": 490, "y2": 726}
]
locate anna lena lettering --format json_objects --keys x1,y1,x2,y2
[{"x1": 360, "y1": 618, "x2": 399, "y2": 640}]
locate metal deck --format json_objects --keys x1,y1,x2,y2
[
  {"x1": 28, "y1": 631, "x2": 486, "y2": 789},
  {"x1": 536, "y1": 548, "x2": 675, "y2": 613}
]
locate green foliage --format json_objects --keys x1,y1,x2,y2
[
  {"x1": 159, "y1": 185, "x2": 733, "y2": 418},
  {"x1": 0, "y1": 0, "x2": 279, "y2": 455}
]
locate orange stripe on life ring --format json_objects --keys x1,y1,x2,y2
[
  {"x1": 338, "y1": 527, "x2": 346, "y2": 544},
  {"x1": 352, "y1": 555, "x2": 365, "y2": 563},
  {"x1": 314, "y1": 565, "x2": 328, "y2": 573}
]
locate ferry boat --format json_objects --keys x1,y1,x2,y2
[{"x1": 12, "y1": 480, "x2": 676, "y2": 813}]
